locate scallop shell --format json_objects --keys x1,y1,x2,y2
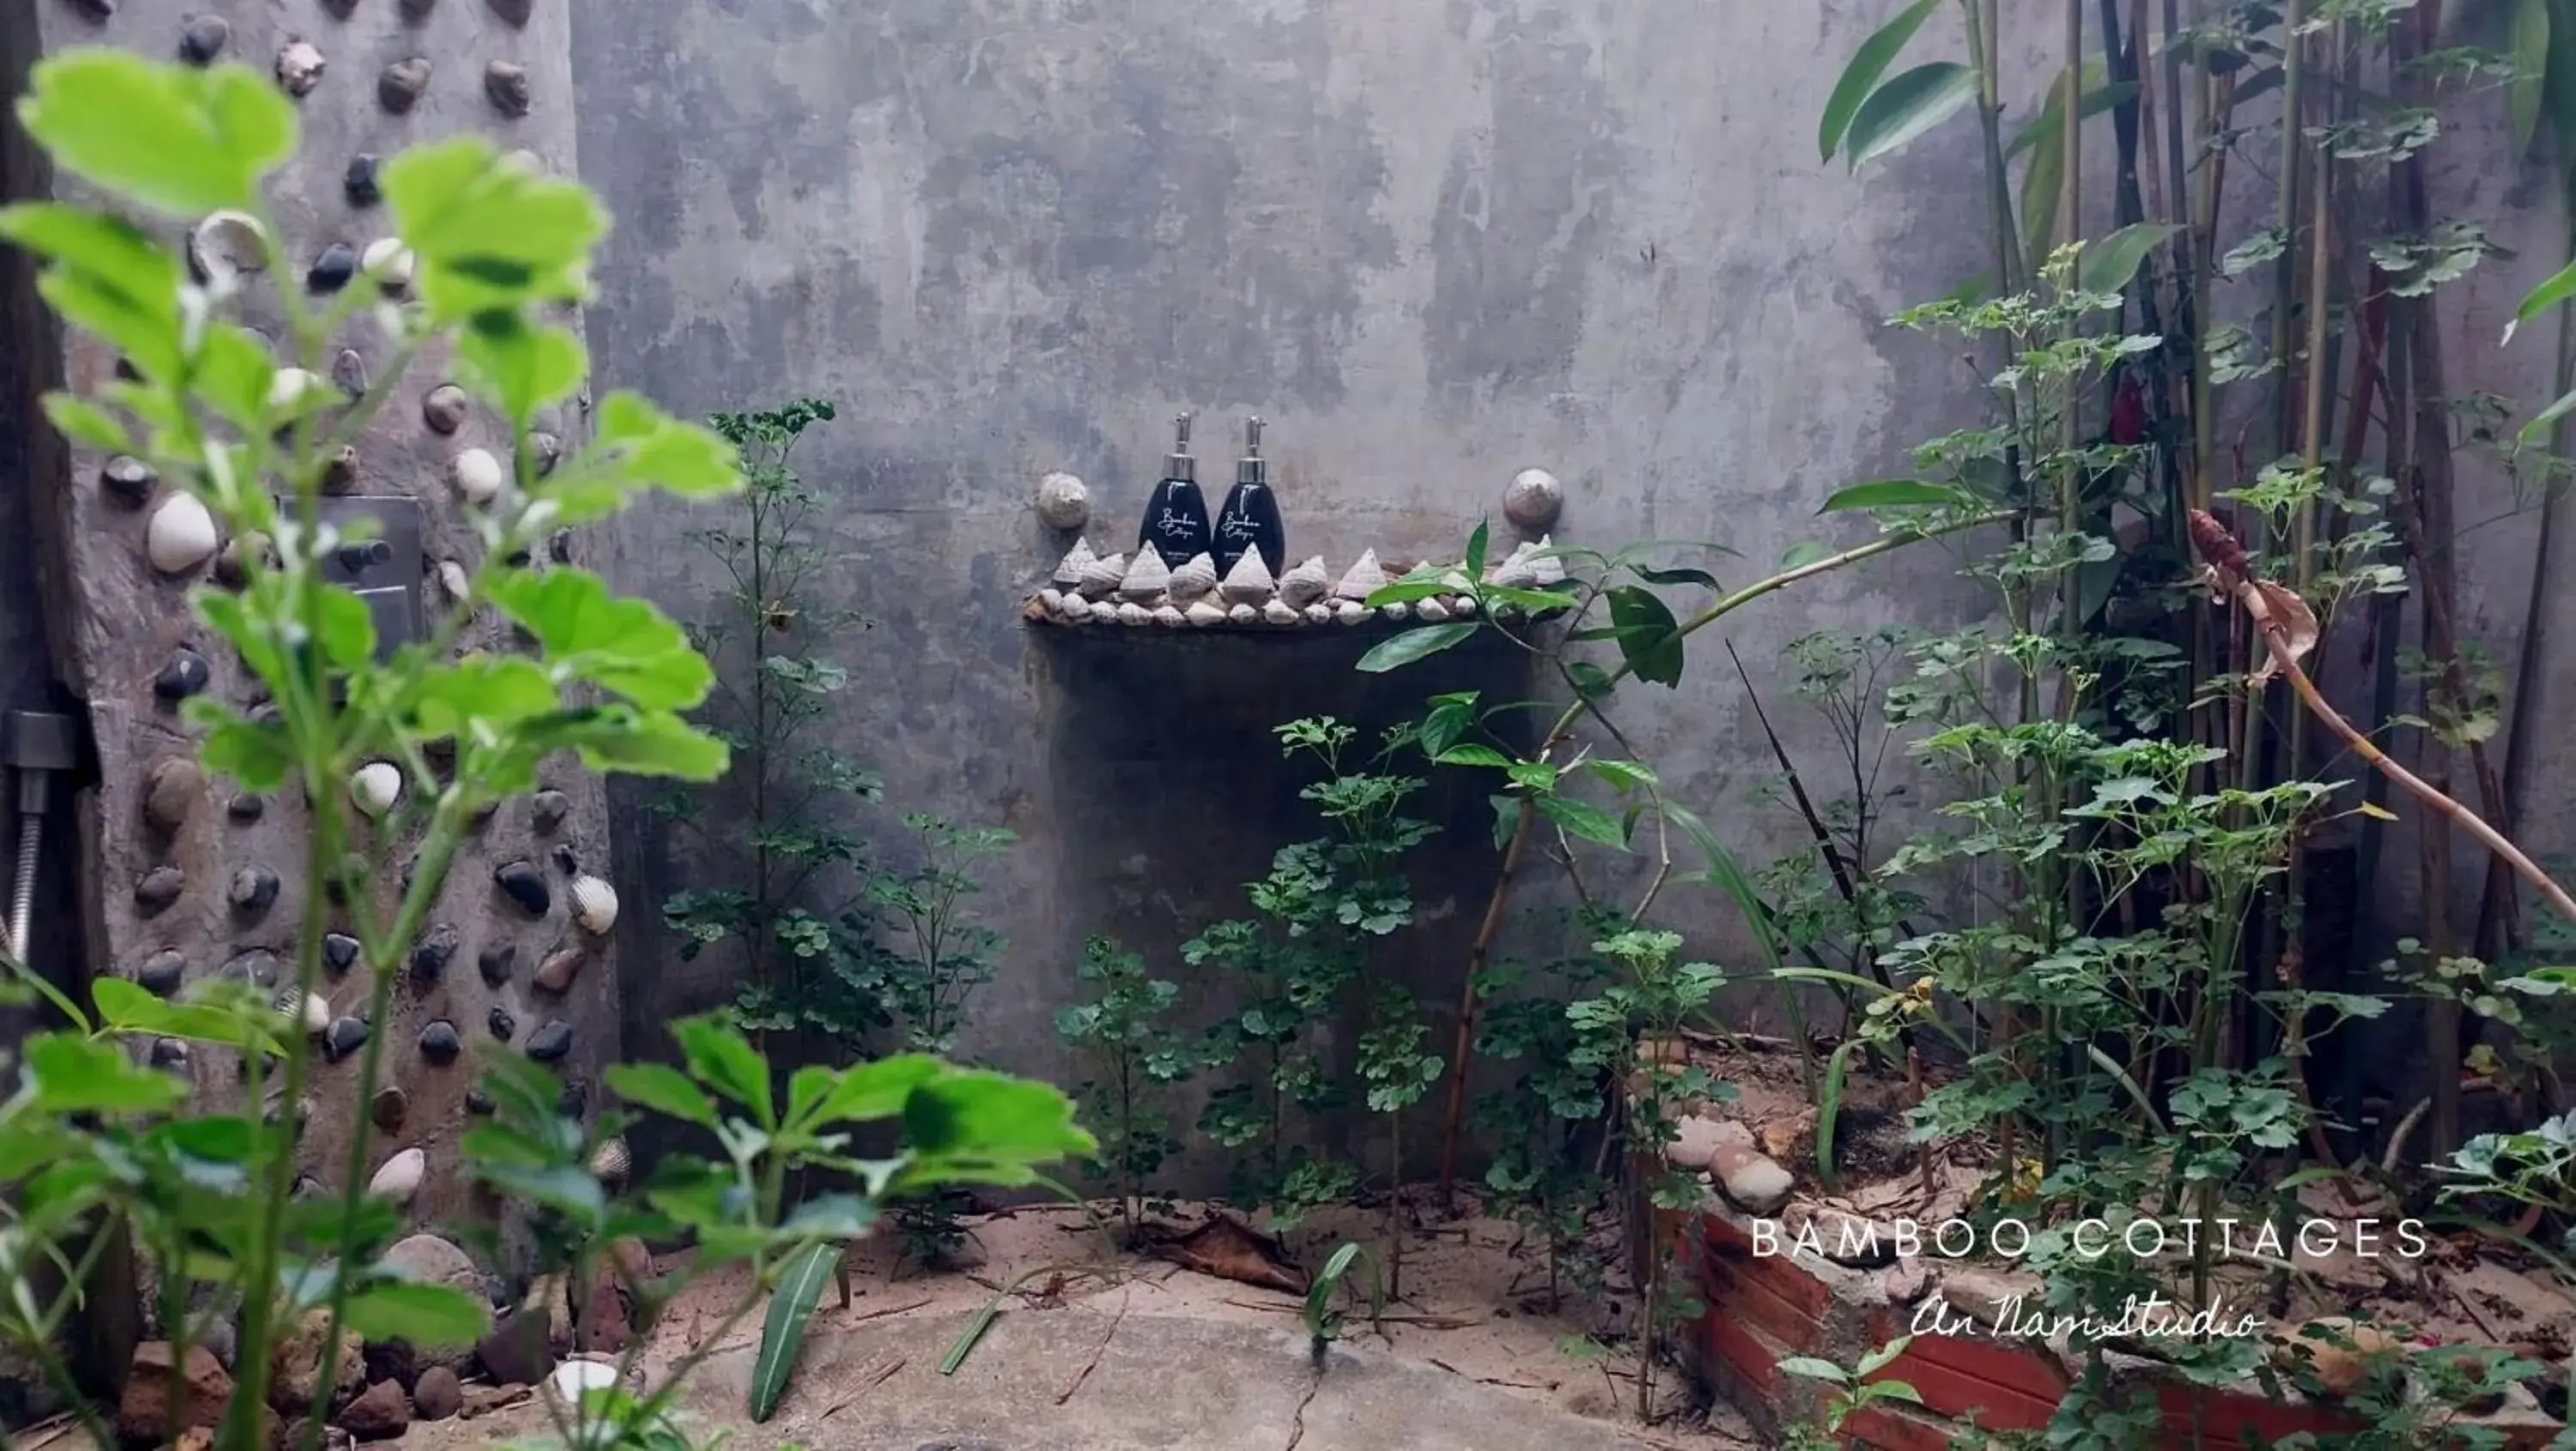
[
  {"x1": 1334, "y1": 549, "x2": 1387, "y2": 603},
  {"x1": 1261, "y1": 598, "x2": 1299, "y2": 626},
  {"x1": 1053, "y1": 538, "x2": 1098, "y2": 588},
  {"x1": 1418, "y1": 598, "x2": 1453, "y2": 623},
  {"x1": 1185, "y1": 598, "x2": 1228, "y2": 628},
  {"x1": 1279, "y1": 555, "x2": 1331, "y2": 609},
  {"x1": 146, "y1": 493, "x2": 220, "y2": 574},
  {"x1": 1219, "y1": 551, "x2": 1275, "y2": 605},
  {"x1": 1115, "y1": 601, "x2": 1152, "y2": 627},
  {"x1": 1119, "y1": 546, "x2": 1172, "y2": 602},
  {"x1": 1151, "y1": 604, "x2": 1187, "y2": 628},
  {"x1": 1166, "y1": 552, "x2": 1219, "y2": 604},
  {"x1": 589, "y1": 1137, "x2": 631, "y2": 1182},
  {"x1": 1076, "y1": 551, "x2": 1127, "y2": 600},
  {"x1": 350, "y1": 761, "x2": 404, "y2": 817},
  {"x1": 369, "y1": 1147, "x2": 426, "y2": 1203},
  {"x1": 361, "y1": 237, "x2": 416, "y2": 294},
  {"x1": 450, "y1": 447, "x2": 505, "y2": 506},
  {"x1": 1529, "y1": 537, "x2": 1567, "y2": 586},
  {"x1": 572, "y1": 874, "x2": 619, "y2": 935},
  {"x1": 1227, "y1": 603, "x2": 1258, "y2": 625},
  {"x1": 187, "y1": 210, "x2": 270, "y2": 285},
  {"x1": 1333, "y1": 600, "x2": 1367, "y2": 625},
  {"x1": 1058, "y1": 592, "x2": 1095, "y2": 623},
  {"x1": 1303, "y1": 602, "x2": 1332, "y2": 625}
]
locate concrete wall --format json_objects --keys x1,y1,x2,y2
[{"x1": 582, "y1": 0, "x2": 2571, "y2": 1178}]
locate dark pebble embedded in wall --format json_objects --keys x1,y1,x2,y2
[
  {"x1": 402, "y1": 0, "x2": 436, "y2": 16},
  {"x1": 410, "y1": 923, "x2": 459, "y2": 980},
  {"x1": 332, "y1": 349, "x2": 368, "y2": 398},
  {"x1": 154, "y1": 647, "x2": 211, "y2": 701},
  {"x1": 324, "y1": 932, "x2": 361, "y2": 974},
  {"x1": 465, "y1": 1086, "x2": 492, "y2": 1114},
  {"x1": 322, "y1": 446, "x2": 360, "y2": 494},
  {"x1": 487, "y1": 0, "x2": 530, "y2": 25},
  {"x1": 534, "y1": 946, "x2": 580, "y2": 992},
  {"x1": 379, "y1": 58, "x2": 430, "y2": 113},
  {"x1": 227, "y1": 793, "x2": 264, "y2": 823},
  {"x1": 548, "y1": 531, "x2": 574, "y2": 564},
  {"x1": 487, "y1": 1005, "x2": 515, "y2": 1041},
  {"x1": 150, "y1": 1038, "x2": 187, "y2": 1069},
  {"x1": 346, "y1": 155, "x2": 381, "y2": 208},
  {"x1": 135, "y1": 867, "x2": 185, "y2": 914},
  {"x1": 307, "y1": 242, "x2": 356, "y2": 294},
  {"x1": 529, "y1": 790, "x2": 569, "y2": 833},
  {"x1": 525, "y1": 1020, "x2": 570, "y2": 1062},
  {"x1": 422, "y1": 384, "x2": 469, "y2": 434},
  {"x1": 102, "y1": 455, "x2": 156, "y2": 507},
  {"x1": 228, "y1": 865, "x2": 281, "y2": 919},
  {"x1": 179, "y1": 14, "x2": 229, "y2": 64},
  {"x1": 137, "y1": 950, "x2": 185, "y2": 996},
  {"x1": 483, "y1": 61, "x2": 531, "y2": 117},
  {"x1": 325, "y1": 1016, "x2": 369, "y2": 1060},
  {"x1": 372, "y1": 1085, "x2": 407, "y2": 1132},
  {"x1": 550, "y1": 844, "x2": 578, "y2": 876},
  {"x1": 419, "y1": 1020, "x2": 462, "y2": 1065},
  {"x1": 143, "y1": 759, "x2": 202, "y2": 834},
  {"x1": 495, "y1": 861, "x2": 549, "y2": 917},
  {"x1": 477, "y1": 941, "x2": 515, "y2": 987}
]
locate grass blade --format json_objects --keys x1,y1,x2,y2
[{"x1": 748, "y1": 1242, "x2": 841, "y2": 1422}]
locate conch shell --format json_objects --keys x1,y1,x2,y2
[
  {"x1": 1219, "y1": 551, "x2": 1275, "y2": 606},
  {"x1": 1334, "y1": 549, "x2": 1387, "y2": 603}
]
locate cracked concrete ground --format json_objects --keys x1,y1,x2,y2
[{"x1": 400, "y1": 1307, "x2": 1666, "y2": 1451}]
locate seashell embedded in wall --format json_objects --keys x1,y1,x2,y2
[
  {"x1": 145, "y1": 493, "x2": 219, "y2": 574},
  {"x1": 570, "y1": 874, "x2": 618, "y2": 935}
]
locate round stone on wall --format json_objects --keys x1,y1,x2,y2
[
  {"x1": 1035, "y1": 471, "x2": 1089, "y2": 531},
  {"x1": 1504, "y1": 467, "x2": 1563, "y2": 534}
]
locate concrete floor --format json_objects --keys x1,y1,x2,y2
[{"x1": 406, "y1": 1308, "x2": 1669, "y2": 1451}]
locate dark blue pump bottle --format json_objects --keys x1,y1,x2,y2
[
  {"x1": 1212, "y1": 416, "x2": 1285, "y2": 579},
  {"x1": 1137, "y1": 413, "x2": 1213, "y2": 567}
]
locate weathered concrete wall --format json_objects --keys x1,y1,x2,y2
[
  {"x1": 565, "y1": 0, "x2": 2572, "y2": 1178},
  {"x1": 0, "y1": 0, "x2": 622, "y2": 1244}
]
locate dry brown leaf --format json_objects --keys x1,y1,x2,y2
[{"x1": 1150, "y1": 1214, "x2": 1309, "y2": 1294}]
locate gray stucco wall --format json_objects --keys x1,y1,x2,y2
[{"x1": 566, "y1": 0, "x2": 2569, "y2": 1178}]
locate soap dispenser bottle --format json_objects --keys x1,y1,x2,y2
[
  {"x1": 1137, "y1": 413, "x2": 1213, "y2": 567},
  {"x1": 1212, "y1": 416, "x2": 1286, "y2": 579}
]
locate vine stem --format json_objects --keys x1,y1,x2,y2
[{"x1": 1429, "y1": 511, "x2": 2015, "y2": 1204}]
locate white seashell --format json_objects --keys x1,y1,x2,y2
[
  {"x1": 1185, "y1": 598, "x2": 1228, "y2": 628},
  {"x1": 1166, "y1": 553, "x2": 1219, "y2": 604},
  {"x1": 1279, "y1": 556, "x2": 1331, "y2": 609},
  {"x1": 188, "y1": 210, "x2": 269, "y2": 284},
  {"x1": 450, "y1": 447, "x2": 505, "y2": 506},
  {"x1": 1119, "y1": 547, "x2": 1172, "y2": 602},
  {"x1": 1152, "y1": 604, "x2": 1187, "y2": 628},
  {"x1": 1334, "y1": 549, "x2": 1387, "y2": 603},
  {"x1": 1486, "y1": 547, "x2": 1540, "y2": 590},
  {"x1": 1453, "y1": 596, "x2": 1480, "y2": 617},
  {"x1": 1334, "y1": 600, "x2": 1367, "y2": 625},
  {"x1": 145, "y1": 493, "x2": 220, "y2": 574},
  {"x1": 1418, "y1": 598, "x2": 1453, "y2": 622},
  {"x1": 350, "y1": 761, "x2": 404, "y2": 817},
  {"x1": 588, "y1": 1137, "x2": 631, "y2": 1182},
  {"x1": 1504, "y1": 467, "x2": 1564, "y2": 532},
  {"x1": 270, "y1": 987, "x2": 331, "y2": 1032},
  {"x1": 1053, "y1": 538, "x2": 1098, "y2": 588},
  {"x1": 369, "y1": 1147, "x2": 426, "y2": 1203},
  {"x1": 1379, "y1": 601, "x2": 1413, "y2": 622},
  {"x1": 1529, "y1": 537, "x2": 1567, "y2": 586},
  {"x1": 1257, "y1": 599, "x2": 1295, "y2": 626},
  {"x1": 361, "y1": 238, "x2": 416, "y2": 294},
  {"x1": 1303, "y1": 603, "x2": 1332, "y2": 625},
  {"x1": 546, "y1": 1358, "x2": 617, "y2": 1414},
  {"x1": 267, "y1": 367, "x2": 321, "y2": 414},
  {"x1": 572, "y1": 875, "x2": 619, "y2": 935},
  {"x1": 437, "y1": 559, "x2": 471, "y2": 604},
  {"x1": 1115, "y1": 602, "x2": 1152, "y2": 627},
  {"x1": 1038, "y1": 587, "x2": 1065, "y2": 614},
  {"x1": 1219, "y1": 551, "x2": 1275, "y2": 605},
  {"x1": 1059, "y1": 593, "x2": 1095, "y2": 623},
  {"x1": 1227, "y1": 603, "x2": 1258, "y2": 625},
  {"x1": 1035, "y1": 471, "x2": 1090, "y2": 531},
  {"x1": 1076, "y1": 551, "x2": 1127, "y2": 600}
]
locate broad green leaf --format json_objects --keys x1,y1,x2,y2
[
  {"x1": 538, "y1": 393, "x2": 742, "y2": 524},
  {"x1": 1584, "y1": 759, "x2": 1657, "y2": 792},
  {"x1": 343, "y1": 1280, "x2": 489, "y2": 1349},
  {"x1": 810, "y1": 1054, "x2": 946, "y2": 1124},
  {"x1": 1845, "y1": 63, "x2": 1978, "y2": 171},
  {"x1": 2514, "y1": 0, "x2": 2551, "y2": 154},
  {"x1": 488, "y1": 568, "x2": 713, "y2": 711},
  {"x1": 1364, "y1": 580, "x2": 1455, "y2": 607},
  {"x1": 0, "y1": 204, "x2": 184, "y2": 318},
  {"x1": 750, "y1": 1237, "x2": 839, "y2": 1423},
  {"x1": 2508, "y1": 255, "x2": 2576, "y2": 342},
  {"x1": 605, "y1": 1062, "x2": 720, "y2": 1130},
  {"x1": 185, "y1": 706, "x2": 295, "y2": 792},
  {"x1": 94, "y1": 978, "x2": 276, "y2": 1050},
  {"x1": 517, "y1": 706, "x2": 730, "y2": 781},
  {"x1": 2076, "y1": 222, "x2": 2181, "y2": 294},
  {"x1": 1435, "y1": 744, "x2": 1515, "y2": 769},
  {"x1": 24, "y1": 1034, "x2": 185, "y2": 1114},
  {"x1": 899, "y1": 1072, "x2": 1093, "y2": 1186},
  {"x1": 33, "y1": 261, "x2": 182, "y2": 381},
  {"x1": 1631, "y1": 564, "x2": 1722, "y2": 592},
  {"x1": 1819, "y1": 0, "x2": 1943, "y2": 161},
  {"x1": 1537, "y1": 794, "x2": 1629, "y2": 850},
  {"x1": 457, "y1": 313, "x2": 587, "y2": 432},
  {"x1": 472, "y1": 1162, "x2": 605, "y2": 1226},
  {"x1": 2020, "y1": 119, "x2": 2065, "y2": 279},
  {"x1": 1356, "y1": 623, "x2": 1479, "y2": 673},
  {"x1": 1465, "y1": 519, "x2": 1490, "y2": 578},
  {"x1": 40, "y1": 393, "x2": 131, "y2": 453},
  {"x1": 782, "y1": 1194, "x2": 878, "y2": 1239},
  {"x1": 409, "y1": 656, "x2": 561, "y2": 738},
  {"x1": 673, "y1": 1016, "x2": 774, "y2": 1126},
  {"x1": 13, "y1": 53, "x2": 295, "y2": 215},
  {"x1": 2006, "y1": 81, "x2": 2138, "y2": 158},
  {"x1": 1781, "y1": 540, "x2": 1836, "y2": 569},
  {"x1": 1605, "y1": 586, "x2": 1682, "y2": 687},
  {"x1": 385, "y1": 137, "x2": 604, "y2": 319},
  {"x1": 2520, "y1": 387, "x2": 2576, "y2": 444},
  {"x1": 1819, "y1": 478, "x2": 1960, "y2": 513}
]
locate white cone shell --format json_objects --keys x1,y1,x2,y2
[
  {"x1": 1076, "y1": 551, "x2": 1127, "y2": 599},
  {"x1": 146, "y1": 494, "x2": 220, "y2": 574},
  {"x1": 1279, "y1": 556, "x2": 1330, "y2": 608},
  {"x1": 1185, "y1": 598, "x2": 1227, "y2": 628},
  {"x1": 1115, "y1": 601, "x2": 1152, "y2": 626},
  {"x1": 1219, "y1": 551, "x2": 1274, "y2": 605},
  {"x1": 1053, "y1": 538, "x2": 1097, "y2": 588},
  {"x1": 1334, "y1": 549, "x2": 1387, "y2": 602},
  {"x1": 1418, "y1": 598, "x2": 1453, "y2": 622},
  {"x1": 1119, "y1": 547, "x2": 1172, "y2": 602},
  {"x1": 572, "y1": 875, "x2": 619, "y2": 935},
  {"x1": 1152, "y1": 604, "x2": 1187, "y2": 628},
  {"x1": 1166, "y1": 552, "x2": 1219, "y2": 604},
  {"x1": 1261, "y1": 598, "x2": 1298, "y2": 626},
  {"x1": 369, "y1": 1148, "x2": 426, "y2": 1203},
  {"x1": 1059, "y1": 592, "x2": 1094, "y2": 623}
]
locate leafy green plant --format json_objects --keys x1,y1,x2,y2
[
  {"x1": 859, "y1": 813, "x2": 1015, "y2": 1056},
  {"x1": 0, "y1": 48, "x2": 1091, "y2": 1451},
  {"x1": 1301, "y1": 1240, "x2": 1379, "y2": 1370},
  {"x1": 1778, "y1": 1338, "x2": 1926, "y2": 1446},
  {"x1": 659, "y1": 397, "x2": 890, "y2": 1044},
  {"x1": 1054, "y1": 935, "x2": 1194, "y2": 1239}
]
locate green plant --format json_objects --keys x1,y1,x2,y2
[
  {"x1": 659, "y1": 397, "x2": 890, "y2": 1044},
  {"x1": 0, "y1": 48, "x2": 1092, "y2": 1451},
  {"x1": 1470, "y1": 908, "x2": 1622, "y2": 1309},
  {"x1": 857, "y1": 813, "x2": 1015, "y2": 1056},
  {"x1": 1778, "y1": 1338, "x2": 1926, "y2": 1445},
  {"x1": 746, "y1": 1242, "x2": 841, "y2": 1423},
  {"x1": 1189, "y1": 718, "x2": 1430, "y2": 1229},
  {"x1": 1054, "y1": 935, "x2": 1194, "y2": 1238},
  {"x1": 1300, "y1": 1240, "x2": 1380, "y2": 1370}
]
